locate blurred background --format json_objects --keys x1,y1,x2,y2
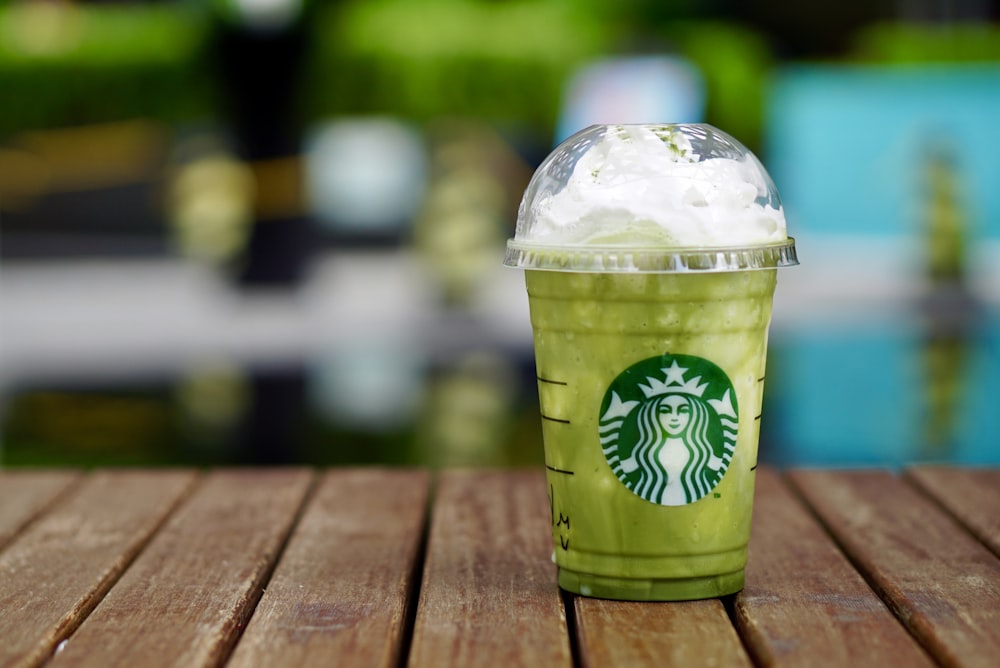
[{"x1": 1, "y1": 0, "x2": 998, "y2": 468}]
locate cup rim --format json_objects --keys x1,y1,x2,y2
[{"x1": 503, "y1": 238, "x2": 798, "y2": 273}]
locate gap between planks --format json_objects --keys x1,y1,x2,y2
[
  {"x1": 0, "y1": 470, "x2": 200, "y2": 668},
  {"x1": 785, "y1": 468, "x2": 1000, "y2": 668}
]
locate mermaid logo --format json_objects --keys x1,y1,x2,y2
[{"x1": 599, "y1": 354, "x2": 738, "y2": 506}]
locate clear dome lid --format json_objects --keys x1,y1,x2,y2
[{"x1": 504, "y1": 123, "x2": 798, "y2": 272}]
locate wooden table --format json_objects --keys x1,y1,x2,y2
[{"x1": 1, "y1": 466, "x2": 998, "y2": 667}]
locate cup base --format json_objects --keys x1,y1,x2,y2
[{"x1": 557, "y1": 567, "x2": 745, "y2": 601}]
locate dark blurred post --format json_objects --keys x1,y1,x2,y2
[
  {"x1": 213, "y1": 1, "x2": 311, "y2": 285},
  {"x1": 210, "y1": 0, "x2": 314, "y2": 464}
]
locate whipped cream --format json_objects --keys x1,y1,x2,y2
[{"x1": 521, "y1": 125, "x2": 787, "y2": 248}]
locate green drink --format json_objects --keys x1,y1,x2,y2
[{"x1": 505, "y1": 124, "x2": 797, "y2": 600}]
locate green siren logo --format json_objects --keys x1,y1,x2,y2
[{"x1": 599, "y1": 354, "x2": 738, "y2": 506}]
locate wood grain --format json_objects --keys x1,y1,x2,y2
[
  {"x1": 0, "y1": 470, "x2": 80, "y2": 550},
  {"x1": 905, "y1": 466, "x2": 1000, "y2": 558},
  {"x1": 735, "y1": 467, "x2": 933, "y2": 667},
  {"x1": 226, "y1": 469, "x2": 431, "y2": 668},
  {"x1": 574, "y1": 596, "x2": 751, "y2": 667},
  {"x1": 788, "y1": 469, "x2": 1000, "y2": 668},
  {"x1": 46, "y1": 469, "x2": 313, "y2": 668},
  {"x1": 0, "y1": 469, "x2": 195, "y2": 668},
  {"x1": 407, "y1": 470, "x2": 571, "y2": 668}
]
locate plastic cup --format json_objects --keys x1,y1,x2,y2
[{"x1": 504, "y1": 124, "x2": 798, "y2": 601}]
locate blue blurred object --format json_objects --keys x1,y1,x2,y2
[
  {"x1": 765, "y1": 63, "x2": 1000, "y2": 466},
  {"x1": 555, "y1": 55, "x2": 705, "y2": 144},
  {"x1": 304, "y1": 118, "x2": 427, "y2": 241},
  {"x1": 769, "y1": 65, "x2": 1000, "y2": 239}
]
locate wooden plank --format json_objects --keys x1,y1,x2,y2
[
  {"x1": 47, "y1": 469, "x2": 313, "y2": 668},
  {"x1": 407, "y1": 470, "x2": 572, "y2": 667},
  {"x1": 226, "y1": 469, "x2": 431, "y2": 668},
  {"x1": 735, "y1": 467, "x2": 934, "y2": 667},
  {"x1": 905, "y1": 466, "x2": 1000, "y2": 558},
  {"x1": 0, "y1": 470, "x2": 81, "y2": 550},
  {"x1": 788, "y1": 469, "x2": 1000, "y2": 668},
  {"x1": 0, "y1": 470, "x2": 196, "y2": 668},
  {"x1": 574, "y1": 597, "x2": 751, "y2": 667}
]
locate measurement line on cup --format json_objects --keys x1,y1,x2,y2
[
  {"x1": 538, "y1": 376, "x2": 570, "y2": 424},
  {"x1": 755, "y1": 377, "x2": 765, "y2": 421},
  {"x1": 546, "y1": 465, "x2": 575, "y2": 476},
  {"x1": 541, "y1": 414, "x2": 571, "y2": 425}
]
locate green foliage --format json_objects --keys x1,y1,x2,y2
[
  {"x1": 0, "y1": 4, "x2": 216, "y2": 135},
  {"x1": 300, "y1": 0, "x2": 615, "y2": 133},
  {"x1": 851, "y1": 23, "x2": 1000, "y2": 63}
]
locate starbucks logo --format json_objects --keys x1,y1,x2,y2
[{"x1": 599, "y1": 354, "x2": 738, "y2": 506}]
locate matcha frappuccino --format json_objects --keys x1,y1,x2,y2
[{"x1": 505, "y1": 124, "x2": 797, "y2": 601}]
